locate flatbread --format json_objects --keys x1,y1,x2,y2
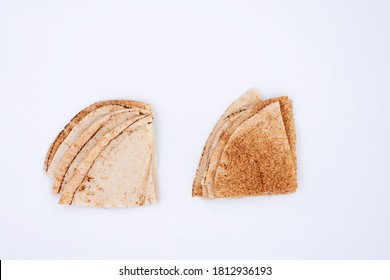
[
  {"x1": 44, "y1": 100, "x2": 151, "y2": 175},
  {"x1": 64, "y1": 117, "x2": 156, "y2": 207},
  {"x1": 192, "y1": 88, "x2": 261, "y2": 197},
  {"x1": 200, "y1": 111, "x2": 254, "y2": 198},
  {"x1": 59, "y1": 115, "x2": 152, "y2": 205},
  {"x1": 203, "y1": 96, "x2": 295, "y2": 198},
  {"x1": 213, "y1": 101, "x2": 297, "y2": 198},
  {"x1": 52, "y1": 108, "x2": 150, "y2": 194},
  {"x1": 282, "y1": 99, "x2": 297, "y2": 173}
]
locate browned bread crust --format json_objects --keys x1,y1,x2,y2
[
  {"x1": 192, "y1": 89, "x2": 261, "y2": 197},
  {"x1": 193, "y1": 91, "x2": 297, "y2": 199},
  {"x1": 213, "y1": 101, "x2": 297, "y2": 198}
]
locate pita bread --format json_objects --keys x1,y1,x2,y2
[
  {"x1": 59, "y1": 115, "x2": 152, "y2": 205},
  {"x1": 44, "y1": 99, "x2": 157, "y2": 208},
  {"x1": 193, "y1": 89, "x2": 297, "y2": 199},
  {"x1": 52, "y1": 108, "x2": 150, "y2": 194},
  {"x1": 213, "y1": 101, "x2": 297, "y2": 198},
  {"x1": 151, "y1": 134, "x2": 159, "y2": 200},
  {"x1": 44, "y1": 100, "x2": 151, "y2": 175},
  {"x1": 203, "y1": 97, "x2": 296, "y2": 199},
  {"x1": 281, "y1": 99, "x2": 297, "y2": 173},
  {"x1": 69, "y1": 121, "x2": 155, "y2": 208},
  {"x1": 192, "y1": 88, "x2": 261, "y2": 197},
  {"x1": 200, "y1": 111, "x2": 256, "y2": 198}
]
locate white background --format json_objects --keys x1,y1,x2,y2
[{"x1": 0, "y1": 0, "x2": 389, "y2": 260}]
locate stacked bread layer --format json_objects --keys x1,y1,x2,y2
[
  {"x1": 44, "y1": 100, "x2": 157, "y2": 208},
  {"x1": 193, "y1": 89, "x2": 297, "y2": 199}
]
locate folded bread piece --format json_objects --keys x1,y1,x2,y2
[
  {"x1": 63, "y1": 116, "x2": 155, "y2": 207},
  {"x1": 44, "y1": 100, "x2": 151, "y2": 178},
  {"x1": 213, "y1": 101, "x2": 296, "y2": 198},
  {"x1": 193, "y1": 89, "x2": 297, "y2": 199},
  {"x1": 52, "y1": 108, "x2": 150, "y2": 194},
  {"x1": 44, "y1": 100, "x2": 157, "y2": 208},
  {"x1": 192, "y1": 88, "x2": 262, "y2": 197}
]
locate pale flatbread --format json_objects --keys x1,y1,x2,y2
[
  {"x1": 192, "y1": 88, "x2": 261, "y2": 197},
  {"x1": 59, "y1": 115, "x2": 152, "y2": 205},
  {"x1": 52, "y1": 108, "x2": 150, "y2": 194},
  {"x1": 44, "y1": 100, "x2": 151, "y2": 175},
  {"x1": 213, "y1": 102, "x2": 297, "y2": 198},
  {"x1": 64, "y1": 117, "x2": 155, "y2": 207}
]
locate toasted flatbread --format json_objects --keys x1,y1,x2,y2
[
  {"x1": 213, "y1": 101, "x2": 297, "y2": 198},
  {"x1": 44, "y1": 100, "x2": 151, "y2": 175},
  {"x1": 282, "y1": 99, "x2": 297, "y2": 173},
  {"x1": 193, "y1": 87, "x2": 297, "y2": 199},
  {"x1": 203, "y1": 96, "x2": 296, "y2": 199},
  {"x1": 60, "y1": 115, "x2": 153, "y2": 207},
  {"x1": 192, "y1": 88, "x2": 261, "y2": 197},
  {"x1": 62, "y1": 116, "x2": 155, "y2": 207},
  {"x1": 200, "y1": 111, "x2": 256, "y2": 198},
  {"x1": 52, "y1": 108, "x2": 150, "y2": 194}
]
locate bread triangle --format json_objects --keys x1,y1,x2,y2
[
  {"x1": 193, "y1": 87, "x2": 297, "y2": 200},
  {"x1": 44, "y1": 100, "x2": 151, "y2": 176},
  {"x1": 59, "y1": 115, "x2": 152, "y2": 205},
  {"x1": 52, "y1": 108, "x2": 150, "y2": 194},
  {"x1": 213, "y1": 101, "x2": 297, "y2": 198},
  {"x1": 69, "y1": 119, "x2": 156, "y2": 207},
  {"x1": 202, "y1": 96, "x2": 296, "y2": 198},
  {"x1": 192, "y1": 88, "x2": 261, "y2": 197}
]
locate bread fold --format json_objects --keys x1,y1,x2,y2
[
  {"x1": 44, "y1": 100, "x2": 157, "y2": 208},
  {"x1": 193, "y1": 88, "x2": 262, "y2": 197},
  {"x1": 193, "y1": 89, "x2": 297, "y2": 199},
  {"x1": 44, "y1": 100, "x2": 151, "y2": 176}
]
